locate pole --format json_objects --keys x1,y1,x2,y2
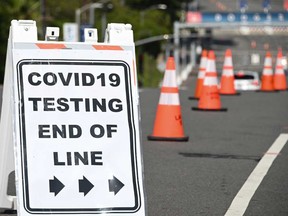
[
  {"x1": 40, "y1": 0, "x2": 46, "y2": 38},
  {"x1": 101, "y1": 11, "x2": 107, "y2": 41},
  {"x1": 89, "y1": 7, "x2": 95, "y2": 26},
  {"x1": 76, "y1": 9, "x2": 81, "y2": 41},
  {"x1": 75, "y1": 3, "x2": 104, "y2": 42},
  {"x1": 174, "y1": 22, "x2": 180, "y2": 78}
]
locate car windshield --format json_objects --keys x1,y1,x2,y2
[{"x1": 234, "y1": 74, "x2": 255, "y2": 80}]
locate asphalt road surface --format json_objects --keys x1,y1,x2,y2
[
  {"x1": 141, "y1": 74, "x2": 288, "y2": 216},
  {"x1": 1, "y1": 74, "x2": 288, "y2": 216}
]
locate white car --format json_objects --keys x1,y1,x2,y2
[{"x1": 234, "y1": 70, "x2": 261, "y2": 91}]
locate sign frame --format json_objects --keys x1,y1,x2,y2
[
  {"x1": 15, "y1": 59, "x2": 142, "y2": 214},
  {"x1": 0, "y1": 20, "x2": 145, "y2": 216}
]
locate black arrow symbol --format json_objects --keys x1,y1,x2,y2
[
  {"x1": 79, "y1": 176, "x2": 94, "y2": 196},
  {"x1": 49, "y1": 176, "x2": 65, "y2": 196},
  {"x1": 109, "y1": 176, "x2": 124, "y2": 195}
]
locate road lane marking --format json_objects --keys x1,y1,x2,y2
[{"x1": 224, "y1": 133, "x2": 288, "y2": 216}]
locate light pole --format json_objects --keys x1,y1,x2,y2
[
  {"x1": 75, "y1": 2, "x2": 104, "y2": 41},
  {"x1": 140, "y1": 4, "x2": 167, "y2": 25},
  {"x1": 40, "y1": 0, "x2": 46, "y2": 38},
  {"x1": 100, "y1": 3, "x2": 113, "y2": 41},
  {"x1": 138, "y1": 4, "x2": 168, "y2": 86}
]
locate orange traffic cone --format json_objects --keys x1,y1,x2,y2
[
  {"x1": 273, "y1": 49, "x2": 287, "y2": 90},
  {"x1": 192, "y1": 50, "x2": 227, "y2": 111},
  {"x1": 189, "y1": 49, "x2": 207, "y2": 100},
  {"x1": 148, "y1": 57, "x2": 189, "y2": 141},
  {"x1": 219, "y1": 49, "x2": 239, "y2": 95},
  {"x1": 260, "y1": 51, "x2": 275, "y2": 91}
]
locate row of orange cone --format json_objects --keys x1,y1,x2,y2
[
  {"x1": 192, "y1": 50, "x2": 229, "y2": 112},
  {"x1": 261, "y1": 49, "x2": 287, "y2": 91},
  {"x1": 148, "y1": 49, "x2": 287, "y2": 142},
  {"x1": 192, "y1": 49, "x2": 237, "y2": 100}
]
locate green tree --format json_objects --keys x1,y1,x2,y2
[
  {"x1": 44, "y1": 0, "x2": 81, "y2": 32},
  {"x1": 102, "y1": 0, "x2": 179, "y2": 86},
  {"x1": 0, "y1": 0, "x2": 40, "y2": 82},
  {"x1": 0, "y1": 0, "x2": 186, "y2": 86}
]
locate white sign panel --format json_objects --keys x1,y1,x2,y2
[
  {"x1": 251, "y1": 53, "x2": 260, "y2": 65},
  {"x1": 63, "y1": 23, "x2": 78, "y2": 42},
  {"x1": 13, "y1": 47, "x2": 144, "y2": 215}
]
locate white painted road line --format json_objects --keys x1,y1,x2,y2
[{"x1": 225, "y1": 133, "x2": 288, "y2": 216}]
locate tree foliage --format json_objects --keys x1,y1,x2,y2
[
  {"x1": 0, "y1": 0, "x2": 187, "y2": 86},
  {"x1": 0, "y1": 0, "x2": 41, "y2": 81}
]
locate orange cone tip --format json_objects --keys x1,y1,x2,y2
[
  {"x1": 166, "y1": 57, "x2": 176, "y2": 70},
  {"x1": 201, "y1": 49, "x2": 208, "y2": 58},
  {"x1": 225, "y1": 49, "x2": 232, "y2": 57},
  {"x1": 208, "y1": 50, "x2": 216, "y2": 60}
]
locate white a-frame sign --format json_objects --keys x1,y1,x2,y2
[{"x1": 0, "y1": 20, "x2": 145, "y2": 216}]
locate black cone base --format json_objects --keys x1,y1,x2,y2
[
  {"x1": 188, "y1": 96, "x2": 199, "y2": 100},
  {"x1": 256, "y1": 90, "x2": 279, "y2": 93},
  {"x1": 147, "y1": 135, "x2": 189, "y2": 142},
  {"x1": 192, "y1": 107, "x2": 228, "y2": 112},
  {"x1": 220, "y1": 92, "x2": 241, "y2": 96}
]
